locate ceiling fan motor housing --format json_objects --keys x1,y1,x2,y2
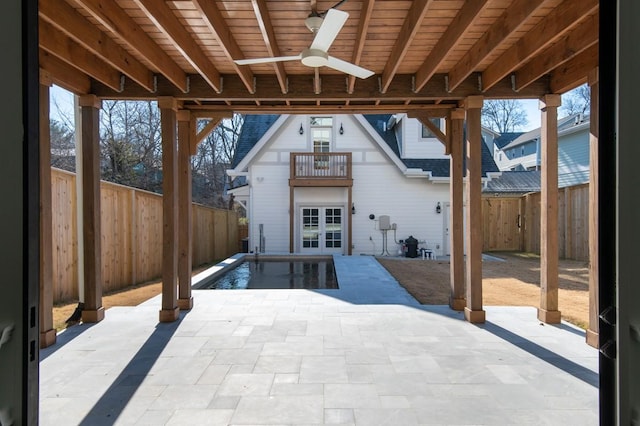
[{"x1": 301, "y1": 48, "x2": 329, "y2": 67}]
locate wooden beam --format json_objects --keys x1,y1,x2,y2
[
  {"x1": 448, "y1": 0, "x2": 547, "y2": 92},
  {"x1": 159, "y1": 97, "x2": 180, "y2": 322},
  {"x1": 78, "y1": 95, "x2": 105, "y2": 323},
  {"x1": 347, "y1": 0, "x2": 375, "y2": 94},
  {"x1": 92, "y1": 73, "x2": 552, "y2": 103},
  {"x1": 482, "y1": 0, "x2": 599, "y2": 91},
  {"x1": 195, "y1": 119, "x2": 220, "y2": 145},
  {"x1": 380, "y1": 0, "x2": 432, "y2": 93},
  {"x1": 538, "y1": 94, "x2": 562, "y2": 324},
  {"x1": 39, "y1": 0, "x2": 154, "y2": 92},
  {"x1": 134, "y1": 0, "x2": 222, "y2": 92},
  {"x1": 177, "y1": 110, "x2": 193, "y2": 310},
  {"x1": 550, "y1": 44, "x2": 598, "y2": 94},
  {"x1": 414, "y1": 0, "x2": 490, "y2": 92},
  {"x1": 448, "y1": 108, "x2": 465, "y2": 311},
  {"x1": 39, "y1": 50, "x2": 90, "y2": 95},
  {"x1": 39, "y1": 20, "x2": 122, "y2": 92},
  {"x1": 74, "y1": 0, "x2": 188, "y2": 92},
  {"x1": 586, "y1": 68, "x2": 599, "y2": 348},
  {"x1": 409, "y1": 112, "x2": 448, "y2": 150},
  {"x1": 463, "y1": 96, "x2": 485, "y2": 323},
  {"x1": 39, "y1": 84, "x2": 56, "y2": 348},
  {"x1": 515, "y1": 15, "x2": 599, "y2": 91},
  {"x1": 193, "y1": 0, "x2": 255, "y2": 94},
  {"x1": 251, "y1": 0, "x2": 288, "y2": 94}
]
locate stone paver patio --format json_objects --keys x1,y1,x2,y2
[{"x1": 40, "y1": 255, "x2": 598, "y2": 425}]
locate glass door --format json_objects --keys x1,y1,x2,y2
[{"x1": 301, "y1": 207, "x2": 343, "y2": 254}]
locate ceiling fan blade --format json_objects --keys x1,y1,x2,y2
[
  {"x1": 310, "y1": 8, "x2": 348, "y2": 52},
  {"x1": 235, "y1": 55, "x2": 301, "y2": 65},
  {"x1": 326, "y1": 56, "x2": 374, "y2": 79}
]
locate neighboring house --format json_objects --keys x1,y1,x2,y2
[
  {"x1": 492, "y1": 113, "x2": 590, "y2": 188},
  {"x1": 483, "y1": 170, "x2": 540, "y2": 197},
  {"x1": 228, "y1": 114, "x2": 499, "y2": 257}
]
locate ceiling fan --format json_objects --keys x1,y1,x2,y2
[{"x1": 235, "y1": 8, "x2": 374, "y2": 79}]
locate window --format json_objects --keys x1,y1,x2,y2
[
  {"x1": 421, "y1": 118, "x2": 442, "y2": 138},
  {"x1": 311, "y1": 117, "x2": 332, "y2": 168}
]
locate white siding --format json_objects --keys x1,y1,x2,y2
[
  {"x1": 402, "y1": 119, "x2": 448, "y2": 159},
  {"x1": 245, "y1": 114, "x2": 451, "y2": 256}
]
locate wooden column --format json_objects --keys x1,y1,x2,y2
[
  {"x1": 159, "y1": 97, "x2": 180, "y2": 322},
  {"x1": 464, "y1": 96, "x2": 485, "y2": 323},
  {"x1": 586, "y1": 69, "x2": 599, "y2": 346},
  {"x1": 177, "y1": 110, "x2": 193, "y2": 310},
  {"x1": 79, "y1": 95, "x2": 104, "y2": 323},
  {"x1": 538, "y1": 94, "x2": 562, "y2": 324},
  {"x1": 39, "y1": 78, "x2": 56, "y2": 347},
  {"x1": 448, "y1": 108, "x2": 465, "y2": 311}
]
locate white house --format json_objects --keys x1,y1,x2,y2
[
  {"x1": 228, "y1": 114, "x2": 499, "y2": 257},
  {"x1": 492, "y1": 113, "x2": 590, "y2": 188}
]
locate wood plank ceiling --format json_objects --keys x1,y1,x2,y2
[{"x1": 39, "y1": 0, "x2": 599, "y2": 114}]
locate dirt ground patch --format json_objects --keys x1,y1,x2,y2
[{"x1": 377, "y1": 252, "x2": 590, "y2": 329}]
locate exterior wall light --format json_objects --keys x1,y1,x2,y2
[
  {"x1": 436, "y1": 202, "x2": 442, "y2": 214},
  {"x1": 351, "y1": 203, "x2": 356, "y2": 215},
  {"x1": 299, "y1": 123, "x2": 304, "y2": 135},
  {"x1": 339, "y1": 123, "x2": 344, "y2": 135}
]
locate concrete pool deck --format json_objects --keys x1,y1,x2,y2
[{"x1": 40, "y1": 255, "x2": 598, "y2": 425}]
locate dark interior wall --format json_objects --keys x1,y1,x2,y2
[{"x1": 0, "y1": 0, "x2": 39, "y2": 424}]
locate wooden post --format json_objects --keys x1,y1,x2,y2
[
  {"x1": 448, "y1": 108, "x2": 465, "y2": 311},
  {"x1": 586, "y1": 68, "x2": 599, "y2": 347},
  {"x1": 39, "y1": 79, "x2": 56, "y2": 347},
  {"x1": 463, "y1": 96, "x2": 485, "y2": 323},
  {"x1": 538, "y1": 94, "x2": 562, "y2": 324},
  {"x1": 159, "y1": 97, "x2": 180, "y2": 322},
  {"x1": 79, "y1": 95, "x2": 104, "y2": 323},
  {"x1": 177, "y1": 110, "x2": 193, "y2": 310}
]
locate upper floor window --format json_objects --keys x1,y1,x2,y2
[
  {"x1": 421, "y1": 118, "x2": 442, "y2": 138},
  {"x1": 311, "y1": 117, "x2": 332, "y2": 153}
]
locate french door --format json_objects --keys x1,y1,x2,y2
[{"x1": 300, "y1": 207, "x2": 344, "y2": 254}]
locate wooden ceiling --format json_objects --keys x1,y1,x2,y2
[{"x1": 38, "y1": 0, "x2": 599, "y2": 114}]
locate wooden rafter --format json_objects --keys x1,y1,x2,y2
[
  {"x1": 447, "y1": 0, "x2": 547, "y2": 92},
  {"x1": 251, "y1": 0, "x2": 288, "y2": 94},
  {"x1": 380, "y1": 0, "x2": 432, "y2": 93},
  {"x1": 550, "y1": 44, "x2": 598, "y2": 94},
  {"x1": 39, "y1": 20, "x2": 122, "y2": 92},
  {"x1": 39, "y1": 50, "x2": 90, "y2": 94},
  {"x1": 482, "y1": 0, "x2": 599, "y2": 92},
  {"x1": 414, "y1": 0, "x2": 490, "y2": 93},
  {"x1": 133, "y1": 0, "x2": 222, "y2": 92},
  {"x1": 192, "y1": 0, "x2": 254, "y2": 94},
  {"x1": 347, "y1": 0, "x2": 375, "y2": 94},
  {"x1": 39, "y1": 0, "x2": 154, "y2": 92},
  {"x1": 74, "y1": 0, "x2": 188, "y2": 93},
  {"x1": 514, "y1": 15, "x2": 599, "y2": 91}
]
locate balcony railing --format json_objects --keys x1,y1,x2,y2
[{"x1": 290, "y1": 152, "x2": 352, "y2": 185}]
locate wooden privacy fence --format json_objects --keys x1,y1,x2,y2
[
  {"x1": 482, "y1": 183, "x2": 589, "y2": 261},
  {"x1": 51, "y1": 168, "x2": 239, "y2": 303}
]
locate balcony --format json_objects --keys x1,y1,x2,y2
[{"x1": 289, "y1": 152, "x2": 353, "y2": 187}]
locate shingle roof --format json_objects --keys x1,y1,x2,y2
[
  {"x1": 494, "y1": 132, "x2": 524, "y2": 149},
  {"x1": 483, "y1": 171, "x2": 541, "y2": 193},
  {"x1": 231, "y1": 114, "x2": 499, "y2": 179},
  {"x1": 231, "y1": 114, "x2": 280, "y2": 168}
]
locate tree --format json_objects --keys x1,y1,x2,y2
[
  {"x1": 481, "y1": 99, "x2": 529, "y2": 133},
  {"x1": 560, "y1": 84, "x2": 590, "y2": 117},
  {"x1": 49, "y1": 119, "x2": 76, "y2": 171},
  {"x1": 191, "y1": 114, "x2": 244, "y2": 208}
]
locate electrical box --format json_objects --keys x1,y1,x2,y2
[{"x1": 379, "y1": 215, "x2": 391, "y2": 230}]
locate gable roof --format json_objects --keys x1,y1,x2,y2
[
  {"x1": 501, "y1": 114, "x2": 585, "y2": 151},
  {"x1": 230, "y1": 114, "x2": 500, "y2": 179},
  {"x1": 493, "y1": 132, "x2": 524, "y2": 149}
]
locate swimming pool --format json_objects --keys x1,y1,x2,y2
[{"x1": 200, "y1": 257, "x2": 339, "y2": 290}]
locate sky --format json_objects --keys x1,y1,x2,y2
[{"x1": 50, "y1": 85, "x2": 545, "y2": 132}]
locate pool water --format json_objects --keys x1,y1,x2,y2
[{"x1": 204, "y1": 259, "x2": 339, "y2": 290}]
